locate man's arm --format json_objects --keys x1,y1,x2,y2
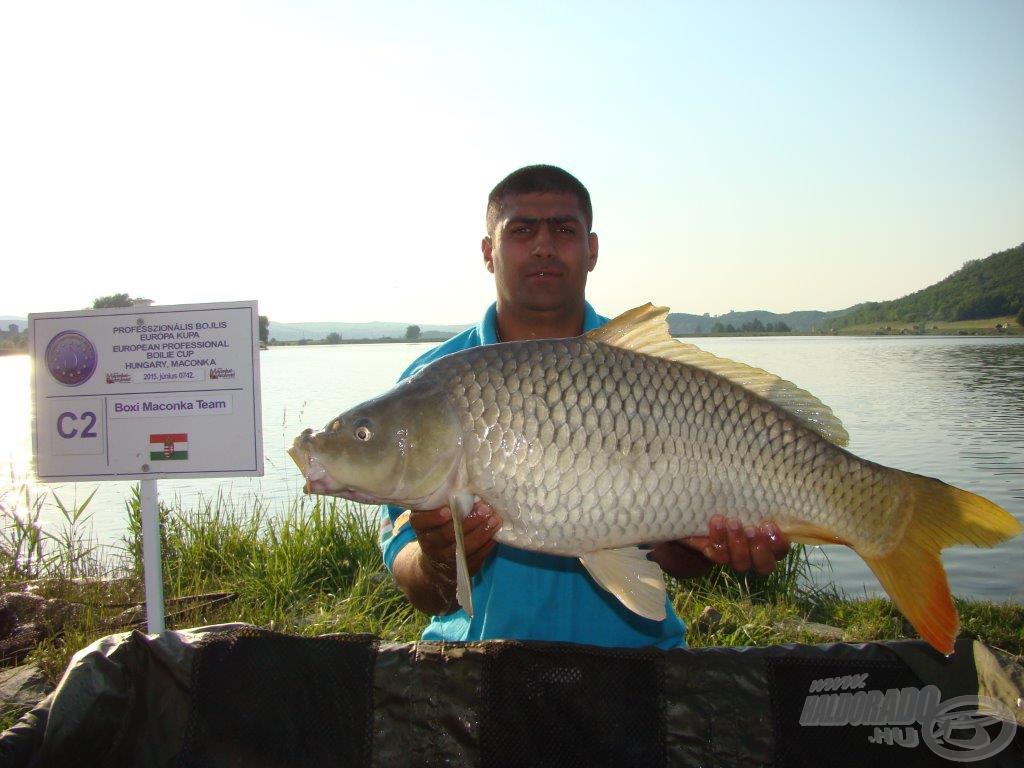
[{"x1": 392, "y1": 502, "x2": 501, "y2": 615}]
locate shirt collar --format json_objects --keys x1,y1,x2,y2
[{"x1": 478, "y1": 301, "x2": 602, "y2": 344}]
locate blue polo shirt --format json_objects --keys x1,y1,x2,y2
[{"x1": 379, "y1": 301, "x2": 687, "y2": 648}]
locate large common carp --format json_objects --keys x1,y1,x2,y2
[{"x1": 288, "y1": 304, "x2": 1021, "y2": 654}]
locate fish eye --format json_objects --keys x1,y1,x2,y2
[{"x1": 354, "y1": 424, "x2": 373, "y2": 442}]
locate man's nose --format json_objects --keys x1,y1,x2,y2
[{"x1": 531, "y1": 220, "x2": 556, "y2": 257}]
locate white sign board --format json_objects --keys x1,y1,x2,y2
[{"x1": 30, "y1": 301, "x2": 264, "y2": 482}]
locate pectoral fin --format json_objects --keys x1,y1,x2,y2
[
  {"x1": 580, "y1": 546, "x2": 667, "y2": 621},
  {"x1": 448, "y1": 491, "x2": 475, "y2": 618}
]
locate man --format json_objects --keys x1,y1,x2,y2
[{"x1": 380, "y1": 165, "x2": 789, "y2": 647}]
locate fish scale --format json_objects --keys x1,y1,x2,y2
[
  {"x1": 421, "y1": 337, "x2": 884, "y2": 555},
  {"x1": 289, "y1": 303, "x2": 1021, "y2": 654}
]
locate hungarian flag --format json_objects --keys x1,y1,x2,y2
[{"x1": 150, "y1": 433, "x2": 188, "y2": 461}]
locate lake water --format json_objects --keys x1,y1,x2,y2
[{"x1": 2, "y1": 336, "x2": 1022, "y2": 602}]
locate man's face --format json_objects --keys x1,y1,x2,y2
[{"x1": 482, "y1": 192, "x2": 599, "y2": 313}]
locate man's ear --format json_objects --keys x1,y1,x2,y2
[
  {"x1": 587, "y1": 232, "x2": 599, "y2": 272},
  {"x1": 482, "y1": 236, "x2": 494, "y2": 274}
]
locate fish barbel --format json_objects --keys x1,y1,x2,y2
[{"x1": 288, "y1": 304, "x2": 1021, "y2": 654}]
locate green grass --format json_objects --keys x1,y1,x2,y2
[
  {"x1": 0, "y1": 485, "x2": 1020, "y2": 732},
  {"x1": 838, "y1": 314, "x2": 1022, "y2": 336},
  {"x1": 116, "y1": 487, "x2": 427, "y2": 638}
]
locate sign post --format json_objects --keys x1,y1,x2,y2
[
  {"x1": 29, "y1": 300, "x2": 263, "y2": 633},
  {"x1": 139, "y1": 478, "x2": 164, "y2": 633}
]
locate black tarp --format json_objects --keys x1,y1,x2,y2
[{"x1": 1, "y1": 624, "x2": 1021, "y2": 767}]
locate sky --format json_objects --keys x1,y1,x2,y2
[{"x1": 1, "y1": 1, "x2": 1021, "y2": 324}]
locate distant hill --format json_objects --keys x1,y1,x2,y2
[
  {"x1": 833, "y1": 243, "x2": 1024, "y2": 328},
  {"x1": 667, "y1": 307, "x2": 856, "y2": 334},
  {"x1": 666, "y1": 243, "x2": 1024, "y2": 333},
  {"x1": 268, "y1": 320, "x2": 469, "y2": 342}
]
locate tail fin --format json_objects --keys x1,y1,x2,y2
[{"x1": 861, "y1": 473, "x2": 1021, "y2": 655}]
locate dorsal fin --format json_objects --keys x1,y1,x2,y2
[{"x1": 586, "y1": 303, "x2": 850, "y2": 446}]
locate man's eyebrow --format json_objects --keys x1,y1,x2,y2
[{"x1": 504, "y1": 215, "x2": 582, "y2": 227}]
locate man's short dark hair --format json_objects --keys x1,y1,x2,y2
[{"x1": 486, "y1": 165, "x2": 593, "y2": 236}]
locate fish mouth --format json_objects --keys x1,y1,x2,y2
[
  {"x1": 288, "y1": 436, "x2": 337, "y2": 494},
  {"x1": 287, "y1": 435, "x2": 385, "y2": 503}
]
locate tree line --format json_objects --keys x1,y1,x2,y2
[
  {"x1": 710, "y1": 319, "x2": 791, "y2": 334},
  {"x1": 267, "y1": 325, "x2": 427, "y2": 345}
]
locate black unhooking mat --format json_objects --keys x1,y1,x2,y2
[
  {"x1": 1, "y1": 624, "x2": 1021, "y2": 767},
  {"x1": 479, "y1": 642, "x2": 667, "y2": 768},
  {"x1": 176, "y1": 628, "x2": 377, "y2": 768}
]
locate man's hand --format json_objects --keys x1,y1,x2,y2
[
  {"x1": 409, "y1": 501, "x2": 501, "y2": 577},
  {"x1": 647, "y1": 515, "x2": 790, "y2": 580},
  {"x1": 391, "y1": 501, "x2": 501, "y2": 616}
]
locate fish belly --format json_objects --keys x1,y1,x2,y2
[{"x1": 428, "y1": 338, "x2": 900, "y2": 557}]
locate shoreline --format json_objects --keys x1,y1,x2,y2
[
  {"x1": 256, "y1": 329, "x2": 1024, "y2": 347},
  {"x1": 3, "y1": 332, "x2": 1018, "y2": 359}
]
